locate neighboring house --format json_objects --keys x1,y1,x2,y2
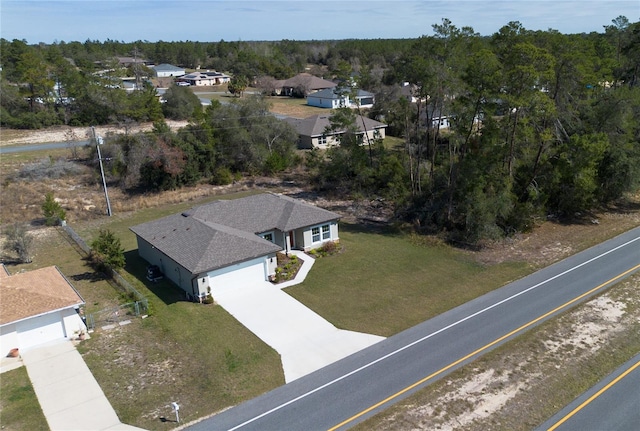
[
  {"x1": 116, "y1": 56, "x2": 151, "y2": 67},
  {"x1": 306, "y1": 88, "x2": 375, "y2": 109},
  {"x1": 276, "y1": 73, "x2": 337, "y2": 97},
  {"x1": 177, "y1": 71, "x2": 231, "y2": 86},
  {"x1": 283, "y1": 113, "x2": 387, "y2": 149},
  {"x1": 152, "y1": 63, "x2": 186, "y2": 78},
  {"x1": 130, "y1": 193, "x2": 340, "y2": 300},
  {"x1": 0, "y1": 265, "x2": 86, "y2": 355},
  {"x1": 399, "y1": 82, "x2": 427, "y2": 104}
]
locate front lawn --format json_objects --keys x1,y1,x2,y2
[{"x1": 287, "y1": 224, "x2": 529, "y2": 336}]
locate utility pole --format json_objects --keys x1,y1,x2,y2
[{"x1": 92, "y1": 126, "x2": 112, "y2": 216}]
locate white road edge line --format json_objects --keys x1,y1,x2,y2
[{"x1": 227, "y1": 234, "x2": 640, "y2": 431}]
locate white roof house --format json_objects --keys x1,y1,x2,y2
[
  {"x1": 306, "y1": 88, "x2": 375, "y2": 109},
  {"x1": 0, "y1": 265, "x2": 86, "y2": 356},
  {"x1": 152, "y1": 63, "x2": 186, "y2": 78}
]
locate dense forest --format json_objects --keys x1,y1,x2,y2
[{"x1": 1, "y1": 16, "x2": 639, "y2": 245}]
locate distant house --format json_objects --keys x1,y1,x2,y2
[
  {"x1": 306, "y1": 88, "x2": 375, "y2": 109},
  {"x1": 275, "y1": 73, "x2": 337, "y2": 97},
  {"x1": 130, "y1": 193, "x2": 340, "y2": 300},
  {"x1": 153, "y1": 63, "x2": 186, "y2": 78},
  {"x1": 399, "y1": 82, "x2": 427, "y2": 104},
  {"x1": 177, "y1": 71, "x2": 231, "y2": 86},
  {"x1": 116, "y1": 56, "x2": 150, "y2": 67},
  {"x1": 283, "y1": 113, "x2": 387, "y2": 149},
  {"x1": 0, "y1": 265, "x2": 86, "y2": 355}
]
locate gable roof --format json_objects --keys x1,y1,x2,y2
[
  {"x1": 0, "y1": 266, "x2": 85, "y2": 325},
  {"x1": 283, "y1": 114, "x2": 387, "y2": 137},
  {"x1": 281, "y1": 73, "x2": 337, "y2": 91},
  {"x1": 130, "y1": 193, "x2": 340, "y2": 274}
]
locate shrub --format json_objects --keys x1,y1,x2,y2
[
  {"x1": 42, "y1": 192, "x2": 66, "y2": 226},
  {"x1": 90, "y1": 229, "x2": 125, "y2": 271},
  {"x1": 17, "y1": 157, "x2": 84, "y2": 181},
  {"x1": 3, "y1": 223, "x2": 33, "y2": 263},
  {"x1": 210, "y1": 167, "x2": 234, "y2": 185}
]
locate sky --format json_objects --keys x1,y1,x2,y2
[{"x1": 1, "y1": 0, "x2": 638, "y2": 44}]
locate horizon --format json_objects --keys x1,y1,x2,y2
[{"x1": 1, "y1": 1, "x2": 638, "y2": 45}]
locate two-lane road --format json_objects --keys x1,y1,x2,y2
[
  {"x1": 188, "y1": 227, "x2": 640, "y2": 431},
  {"x1": 536, "y1": 354, "x2": 640, "y2": 431}
]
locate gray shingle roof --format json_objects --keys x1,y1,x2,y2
[
  {"x1": 153, "y1": 63, "x2": 184, "y2": 72},
  {"x1": 130, "y1": 193, "x2": 340, "y2": 274},
  {"x1": 282, "y1": 73, "x2": 336, "y2": 91},
  {"x1": 283, "y1": 114, "x2": 387, "y2": 137}
]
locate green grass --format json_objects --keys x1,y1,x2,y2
[
  {"x1": 287, "y1": 224, "x2": 529, "y2": 336},
  {"x1": 0, "y1": 367, "x2": 48, "y2": 431}
]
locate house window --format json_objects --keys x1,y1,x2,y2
[
  {"x1": 318, "y1": 135, "x2": 327, "y2": 146},
  {"x1": 322, "y1": 224, "x2": 330, "y2": 240},
  {"x1": 261, "y1": 232, "x2": 274, "y2": 242},
  {"x1": 312, "y1": 224, "x2": 331, "y2": 243}
]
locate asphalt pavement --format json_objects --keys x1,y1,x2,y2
[
  {"x1": 535, "y1": 353, "x2": 640, "y2": 431},
  {"x1": 187, "y1": 226, "x2": 640, "y2": 431}
]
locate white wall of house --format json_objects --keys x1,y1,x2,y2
[
  {"x1": 307, "y1": 95, "x2": 348, "y2": 109},
  {"x1": 156, "y1": 70, "x2": 185, "y2": 78},
  {"x1": 206, "y1": 255, "x2": 275, "y2": 295},
  {"x1": 300, "y1": 221, "x2": 339, "y2": 251},
  {"x1": 0, "y1": 308, "x2": 85, "y2": 354}
]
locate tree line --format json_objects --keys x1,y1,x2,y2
[{"x1": 1, "y1": 16, "x2": 638, "y2": 245}]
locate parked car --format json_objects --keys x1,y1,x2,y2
[
  {"x1": 146, "y1": 265, "x2": 164, "y2": 282},
  {"x1": 176, "y1": 81, "x2": 190, "y2": 86}
]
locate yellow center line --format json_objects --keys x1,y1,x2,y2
[
  {"x1": 328, "y1": 263, "x2": 640, "y2": 431},
  {"x1": 546, "y1": 358, "x2": 640, "y2": 431}
]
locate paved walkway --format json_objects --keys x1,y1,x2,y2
[
  {"x1": 212, "y1": 251, "x2": 385, "y2": 382},
  {"x1": 20, "y1": 340, "x2": 146, "y2": 431}
]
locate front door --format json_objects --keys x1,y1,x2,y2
[{"x1": 289, "y1": 231, "x2": 294, "y2": 249}]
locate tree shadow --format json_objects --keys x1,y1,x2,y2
[
  {"x1": 124, "y1": 250, "x2": 185, "y2": 305},
  {"x1": 70, "y1": 271, "x2": 108, "y2": 283}
]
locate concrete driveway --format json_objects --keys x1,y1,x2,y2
[
  {"x1": 21, "y1": 340, "x2": 146, "y2": 431},
  {"x1": 211, "y1": 252, "x2": 385, "y2": 382}
]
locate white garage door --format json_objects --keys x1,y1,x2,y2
[
  {"x1": 210, "y1": 258, "x2": 267, "y2": 295},
  {"x1": 16, "y1": 312, "x2": 65, "y2": 351}
]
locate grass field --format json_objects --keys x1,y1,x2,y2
[{"x1": 0, "y1": 367, "x2": 48, "y2": 431}]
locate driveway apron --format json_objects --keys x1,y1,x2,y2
[{"x1": 21, "y1": 340, "x2": 146, "y2": 431}]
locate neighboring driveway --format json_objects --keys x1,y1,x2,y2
[
  {"x1": 211, "y1": 252, "x2": 385, "y2": 382},
  {"x1": 21, "y1": 340, "x2": 146, "y2": 431}
]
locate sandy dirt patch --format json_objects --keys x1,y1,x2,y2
[{"x1": 0, "y1": 120, "x2": 189, "y2": 146}]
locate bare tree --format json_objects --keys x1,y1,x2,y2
[{"x1": 3, "y1": 223, "x2": 33, "y2": 263}]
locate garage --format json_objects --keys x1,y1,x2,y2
[
  {"x1": 209, "y1": 257, "x2": 268, "y2": 295},
  {"x1": 16, "y1": 311, "x2": 66, "y2": 351}
]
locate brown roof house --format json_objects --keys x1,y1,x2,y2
[
  {"x1": 275, "y1": 73, "x2": 337, "y2": 97},
  {"x1": 283, "y1": 113, "x2": 387, "y2": 149},
  {"x1": 130, "y1": 193, "x2": 340, "y2": 300},
  {"x1": 0, "y1": 265, "x2": 85, "y2": 356}
]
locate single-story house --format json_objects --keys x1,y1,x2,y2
[
  {"x1": 153, "y1": 63, "x2": 186, "y2": 78},
  {"x1": 275, "y1": 73, "x2": 337, "y2": 97},
  {"x1": 283, "y1": 113, "x2": 387, "y2": 149},
  {"x1": 400, "y1": 82, "x2": 427, "y2": 104},
  {"x1": 177, "y1": 71, "x2": 231, "y2": 86},
  {"x1": 0, "y1": 265, "x2": 86, "y2": 355},
  {"x1": 306, "y1": 88, "x2": 375, "y2": 109},
  {"x1": 130, "y1": 193, "x2": 340, "y2": 299}
]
